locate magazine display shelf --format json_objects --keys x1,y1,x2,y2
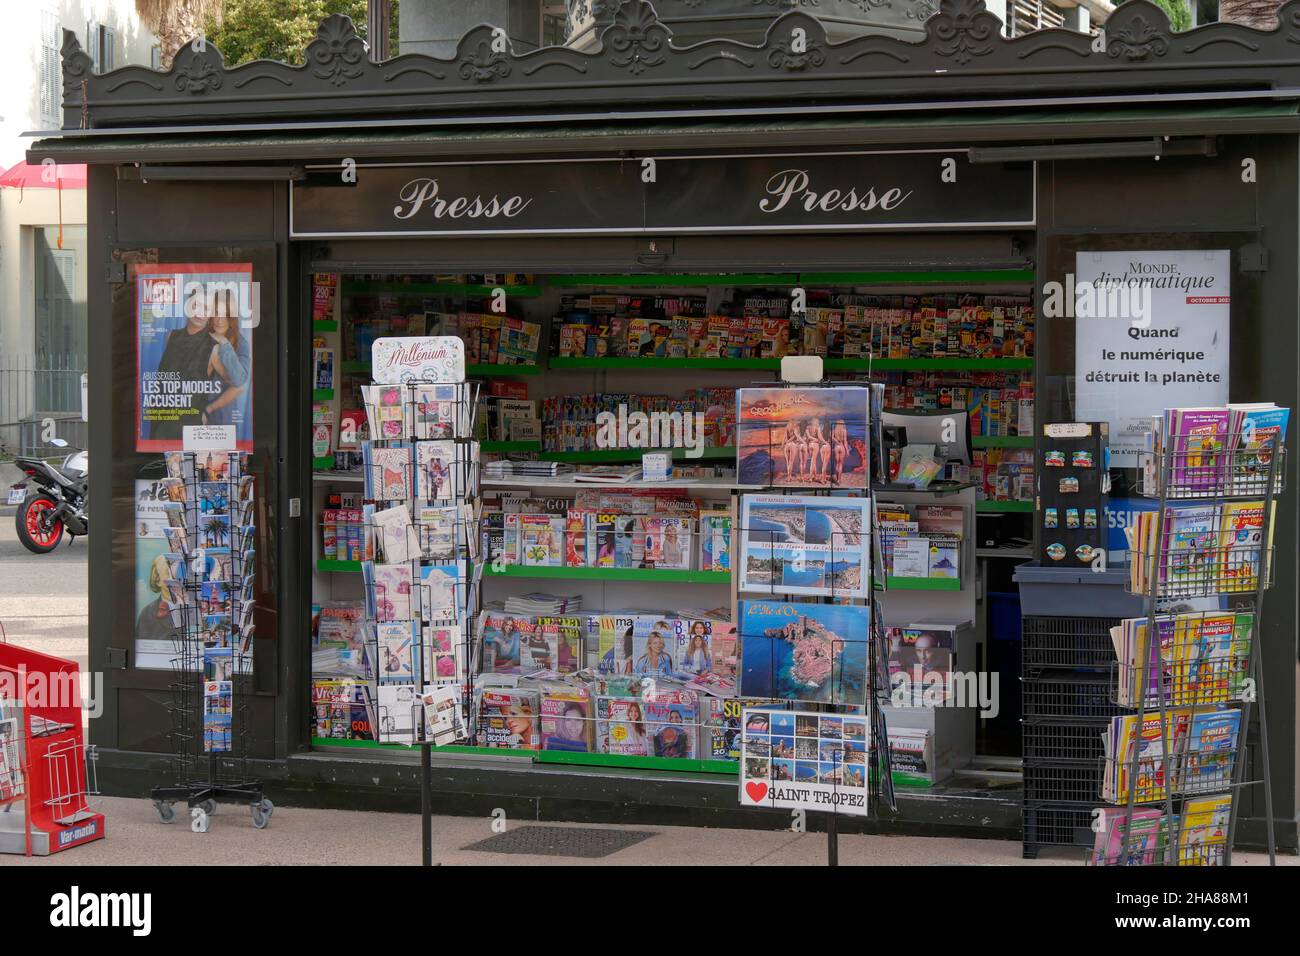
[
  {"x1": 149, "y1": 451, "x2": 271, "y2": 833},
  {"x1": 353, "y1": 381, "x2": 483, "y2": 750},
  {"x1": 1098, "y1": 431, "x2": 1283, "y2": 867}
]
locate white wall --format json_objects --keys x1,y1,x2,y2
[
  {"x1": 0, "y1": 2, "x2": 158, "y2": 169},
  {"x1": 0, "y1": 3, "x2": 152, "y2": 425}
]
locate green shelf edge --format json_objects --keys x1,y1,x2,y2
[
  {"x1": 971, "y1": 435, "x2": 1034, "y2": 448},
  {"x1": 317, "y1": 559, "x2": 363, "y2": 573},
  {"x1": 827, "y1": 357, "x2": 1034, "y2": 371},
  {"x1": 547, "y1": 270, "x2": 1033, "y2": 288},
  {"x1": 976, "y1": 500, "x2": 1035, "y2": 513},
  {"x1": 539, "y1": 446, "x2": 735, "y2": 463},
  {"x1": 311, "y1": 456, "x2": 335, "y2": 471},
  {"x1": 466, "y1": 363, "x2": 543, "y2": 376},
  {"x1": 341, "y1": 281, "x2": 542, "y2": 297},
  {"x1": 886, "y1": 576, "x2": 963, "y2": 591},
  {"x1": 312, "y1": 319, "x2": 338, "y2": 333},
  {"x1": 341, "y1": 360, "x2": 542, "y2": 376},
  {"x1": 484, "y1": 565, "x2": 732, "y2": 584},
  {"x1": 312, "y1": 388, "x2": 335, "y2": 402},
  {"x1": 549, "y1": 356, "x2": 779, "y2": 370},
  {"x1": 535, "y1": 751, "x2": 737, "y2": 775},
  {"x1": 310, "y1": 737, "x2": 739, "y2": 774},
  {"x1": 482, "y1": 440, "x2": 543, "y2": 453},
  {"x1": 548, "y1": 356, "x2": 1032, "y2": 372}
]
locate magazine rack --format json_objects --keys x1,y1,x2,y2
[
  {"x1": 734, "y1": 385, "x2": 897, "y2": 862},
  {"x1": 0, "y1": 641, "x2": 104, "y2": 856},
  {"x1": 359, "y1": 380, "x2": 483, "y2": 747},
  {"x1": 149, "y1": 451, "x2": 272, "y2": 832},
  {"x1": 1100, "y1": 429, "x2": 1284, "y2": 866}
]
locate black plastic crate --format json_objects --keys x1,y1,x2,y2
[
  {"x1": 1023, "y1": 760, "x2": 1103, "y2": 805},
  {"x1": 1023, "y1": 801, "x2": 1095, "y2": 856},
  {"x1": 1022, "y1": 721, "x2": 1108, "y2": 763},
  {"x1": 1021, "y1": 675, "x2": 1123, "y2": 721},
  {"x1": 1022, "y1": 614, "x2": 1120, "y2": 670}
]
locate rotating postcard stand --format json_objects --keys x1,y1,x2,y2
[
  {"x1": 733, "y1": 382, "x2": 894, "y2": 865},
  {"x1": 1094, "y1": 428, "x2": 1284, "y2": 866},
  {"x1": 150, "y1": 451, "x2": 272, "y2": 832},
  {"x1": 353, "y1": 367, "x2": 484, "y2": 865}
]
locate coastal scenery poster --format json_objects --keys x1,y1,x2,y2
[
  {"x1": 738, "y1": 494, "x2": 871, "y2": 598},
  {"x1": 738, "y1": 600, "x2": 869, "y2": 705},
  {"x1": 736, "y1": 387, "x2": 870, "y2": 488},
  {"x1": 739, "y1": 707, "x2": 870, "y2": 816}
]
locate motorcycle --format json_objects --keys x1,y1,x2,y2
[{"x1": 9, "y1": 438, "x2": 88, "y2": 554}]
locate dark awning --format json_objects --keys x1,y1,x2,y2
[{"x1": 30, "y1": 101, "x2": 1300, "y2": 166}]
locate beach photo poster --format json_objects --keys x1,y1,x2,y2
[
  {"x1": 738, "y1": 494, "x2": 871, "y2": 598},
  {"x1": 737, "y1": 600, "x2": 869, "y2": 705},
  {"x1": 136, "y1": 263, "x2": 256, "y2": 452},
  {"x1": 736, "y1": 387, "x2": 870, "y2": 488},
  {"x1": 739, "y1": 707, "x2": 871, "y2": 816}
]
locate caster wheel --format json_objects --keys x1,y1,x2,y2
[
  {"x1": 250, "y1": 799, "x2": 273, "y2": 830},
  {"x1": 191, "y1": 807, "x2": 210, "y2": 833},
  {"x1": 199, "y1": 799, "x2": 217, "y2": 816},
  {"x1": 154, "y1": 800, "x2": 176, "y2": 824}
]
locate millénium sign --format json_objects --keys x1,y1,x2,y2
[{"x1": 290, "y1": 152, "x2": 1035, "y2": 237}]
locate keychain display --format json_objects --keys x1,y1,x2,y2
[{"x1": 1036, "y1": 422, "x2": 1110, "y2": 568}]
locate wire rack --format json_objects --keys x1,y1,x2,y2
[
  {"x1": 1094, "y1": 424, "x2": 1284, "y2": 867},
  {"x1": 149, "y1": 450, "x2": 270, "y2": 832}
]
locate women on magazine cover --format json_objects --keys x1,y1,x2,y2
[
  {"x1": 202, "y1": 309, "x2": 252, "y2": 427},
  {"x1": 634, "y1": 630, "x2": 678, "y2": 678}
]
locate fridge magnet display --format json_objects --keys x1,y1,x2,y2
[
  {"x1": 1072, "y1": 450, "x2": 1095, "y2": 468},
  {"x1": 1046, "y1": 543, "x2": 1066, "y2": 561},
  {"x1": 735, "y1": 387, "x2": 870, "y2": 488},
  {"x1": 1044, "y1": 450, "x2": 1065, "y2": 467},
  {"x1": 1060, "y1": 477, "x2": 1079, "y2": 493},
  {"x1": 1044, "y1": 508, "x2": 1058, "y2": 529},
  {"x1": 739, "y1": 707, "x2": 870, "y2": 816},
  {"x1": 737, "y1": 600, "x2": 869, "y2": 705},
  {"x1": 1085, "y1": 508, "x2": 1098, "y2": 528},
  {"x1": 1075, "y1": 544, "x2": 1098, "y2": 563},
  {"x1": 1066, "y1": 508, "x2": 1080, "y2": 528},
  {"x1": 738, "y1": 494, "x2": 871, "y2": 598}
]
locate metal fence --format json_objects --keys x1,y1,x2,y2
[{"x1": 0, "y1": 354, "x2": 87, "y2": 462}]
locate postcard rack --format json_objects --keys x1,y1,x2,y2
[
  {"x1": 150, "y1": 451, "x2": 272, "y2": 833},
  {"x1": 1098, "y1": 430, "x2": 1284, "y2": 866},
  {"x1": 360, "y1": 380, "x2": 483, "y2": 747},
  {"x1": 735, "y1": 384, "x2": 897, "y2": 831}
]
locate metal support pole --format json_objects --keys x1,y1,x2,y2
[
  {"x1": 421, "y1": 742, "x2": 432, "y2": 867},
  {"x1": 827, "y1": 809, "x2": 838, "y2": 866}
]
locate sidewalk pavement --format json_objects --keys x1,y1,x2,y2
[{"x1": 1, "y1": 796, "x2": 1293, "y2": 866}]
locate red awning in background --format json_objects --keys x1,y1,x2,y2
[{"x1": 0, "y1": 161, "x2": 87, "y2": 189}]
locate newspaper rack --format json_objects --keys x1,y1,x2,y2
[
  {"x1": 0, "y1": 641, "x2": 104, "y2": 856},
  {"x1": 1096, "y1": 429, "x2": 1283, "y2": 866}
]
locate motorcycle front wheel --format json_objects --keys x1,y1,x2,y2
[{"x1": 16, "y1": 494, "x2": 64, "y2": 553}]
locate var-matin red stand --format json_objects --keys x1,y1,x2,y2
[{"x1": 0, "y1": 640, "x2": 104, "y2": 855}]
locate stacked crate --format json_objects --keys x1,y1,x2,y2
[{"x1": 1020, "y1": 615, "x2": 1125, "y2": 859}]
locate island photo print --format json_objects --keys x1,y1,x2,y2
[{"x1": 738, "y1": 600, "x2": 869, "y2": 706}]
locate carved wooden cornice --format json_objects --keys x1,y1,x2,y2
[{"x1": 58, "y1": 0, "x2": 1300, "y2": 131}]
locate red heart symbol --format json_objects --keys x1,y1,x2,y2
[{"x1": 744, "y1": 781, "x2": 769, "y2": 803}]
